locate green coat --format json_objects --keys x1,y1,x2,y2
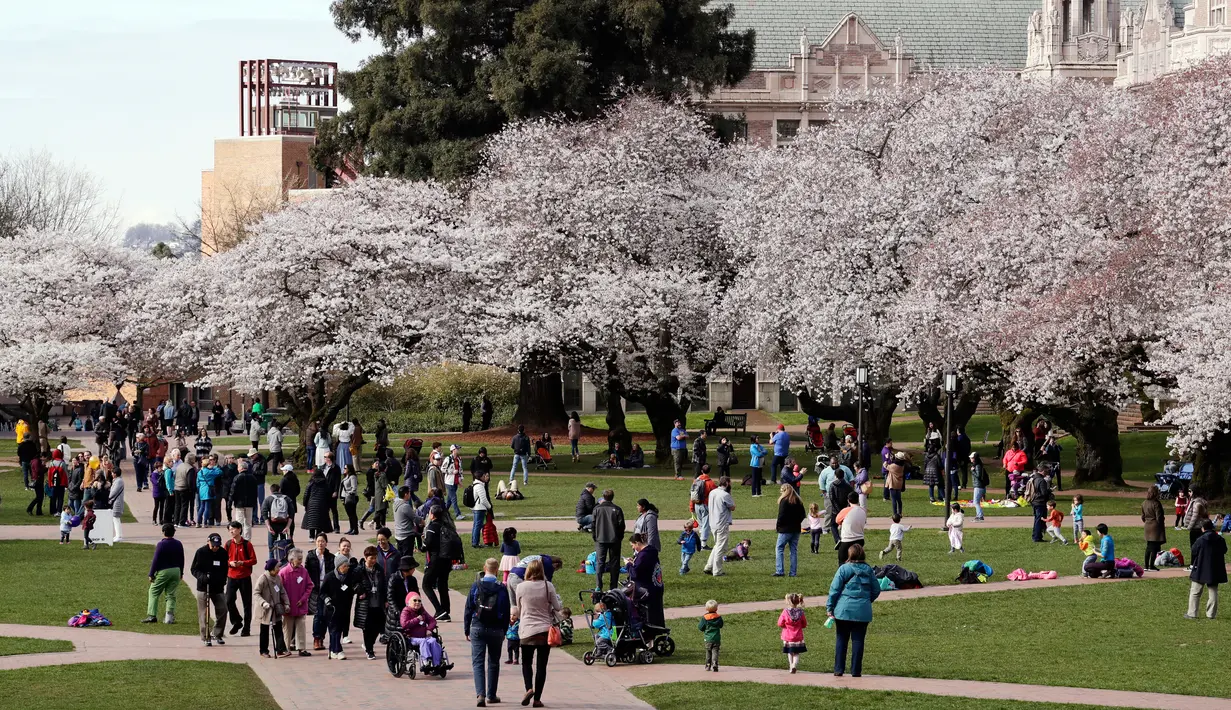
[{"x1": 697, "y1": 613, "x2": 723, "y2": 644}]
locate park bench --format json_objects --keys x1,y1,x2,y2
[{"x1": 704, "y1": 412, "x2": 747, "y2": 436}]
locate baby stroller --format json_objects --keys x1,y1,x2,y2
[
  {"x1": 1154, "y1": 461, "x2": 1192, "y2": 499},
  {"x1": 804, "y1": 419, "x2": 824, "y2": 452},
  {"x1": 579, "y1": 588, "x2": 673, "y2": 667},
  {"x1": 530, "y1": 435, "x2": 556, "y2": 470},
  {"x1": 385, "y1": 627, "x2": 453, "y2": 680}
]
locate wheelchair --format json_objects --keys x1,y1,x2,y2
[{"x1": 385, "y1": 629, "x2": 453, "y2": 680}]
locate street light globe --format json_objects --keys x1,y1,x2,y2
[
  {"x1": 944, "y1": 370, "x2": 958, "y2": 395},
  {"x1": 855, "y1": 364, "x2": 869, "y2": 387}
]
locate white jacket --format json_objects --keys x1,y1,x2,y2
[
  {"x1": 471, "y1": 479, "x2": 491, "y2": 511},
  {"x1": 442, "y1": 454, "x2": 462, "y2": 486}
]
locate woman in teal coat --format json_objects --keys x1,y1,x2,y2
[{"x1": 825, "y1": 543, "x2": 879, "y2": 677}]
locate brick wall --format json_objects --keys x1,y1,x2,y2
[{"x1": 747, "y1": 120, "x2": 773, "y2": 147}]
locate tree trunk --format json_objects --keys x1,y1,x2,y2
[
  {"x1": 996, "y1": 405, "x2": 1039, "y2": 468},
  {"x1": 916, "y1": 388, "x2": 980, "y2": 436},
  {"x1": 512, "y1": 351, "x2": 569, "y2": 433},
  {"x1": 642, "y1": 394, "x2": 688, "y2": 463},
  {"x1": 798, "y1": 386, "x2": 898, "y2": 468},
  {"x1": 605, "y1": 397, "x2": 632, "y2": 457},
  {"x1": 1192, "y1": 430, "x2": 1231, "y2": 500},
  {"x1": 1044, "y1": 404, "x2": 1125, "y2": 486},
  {"x1": 276, "y1": 374, "x2": 371, "y2": 466}
]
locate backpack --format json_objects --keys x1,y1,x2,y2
[
  {"x1": 268, "y1": 494, "x2": 290, "y2": 522},
  {"x1": 473, "y1": 583, "x2": 504, "y2": 626},
  {"x1": 462, "y1": 482, "x2": 477, "y2": 508},
  {"x1": 439, "y1": 524, "x2": 464, "y2": 561},
  {"x1": 689, "y1": 477, "x2": 706, "y2": 503}
]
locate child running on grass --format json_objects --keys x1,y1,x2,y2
[
  {"x1": 805, "y1": 503, "x2": 825, "y2": 554},
  {"x1": 1070, "y1": 495, "x2": 1084, "y2": 543},
  {"x1": 1044, "y1": 500, "x2": 1068, "y2": 544},
  {"x1": 946, "y1": 503, "x2": 964, "y2": 554},
  {"x1": 698, "y1": 599, "x2": 723, "y2": 672},
  {"x1": 777, "y1": 593, "x2": 808, "y2": 674},
  {"x1": 880, "y1": 514, "x2": 910, "y2": 560},
  {"x1": 677, "y1": 520, "x2": 700, "y2": 574}
]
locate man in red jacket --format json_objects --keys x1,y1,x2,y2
[{"x1": 224, "y1": 521, "x2": 257, "y2": 636}]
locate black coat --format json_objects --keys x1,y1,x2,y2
[
  {"x1": 323, "y1": 464, "x2": 342, "y2": 497},
  {"x1": 280, "y1": 471, "x2": 301, "y2": 507},
  {"x1": 576, "y1": 489, "x2": 596, "y2": 521},
  {"x1": 353, "y1": 564, "x2": 387, "y2": 629},
  {"x1": 190, "y1": 544, "x2": 229, "y2": 594},
  {"x1": 827, "y1": 480, "x2": 853, "y2": 517},
  {"x1": 302, "y1": 475, "x2": 332, "y2": 532},
  {"x1": 1190, "y1": 531, "x2": 1228, "y2": 586},
  {"x1": 230, "y1": 471, "x2": 257, "y2": 508},
  {"x1": 776, "y1": 498, "x2": 807, "y2": 534},
  {"x1": 218, "y1": 464, "x2": 237, "y2": 500},
  {"x1": 320, "y1": 570, "x2": 356, "y2": 628},
  {"x1": 305, "y1": 548, "x2": 335, "y2": 610},
  {"x1": 385, "y1": 572, "x2": 420, "y2": 633}
]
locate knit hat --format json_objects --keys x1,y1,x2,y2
[
  {"x1": 405, "y1": 591, "x2": 421, "y2": 605},
  {"x1": 264, "y1": 558, "x2": 280, "y2": 571}
]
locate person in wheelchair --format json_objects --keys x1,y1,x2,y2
[{"x1": 399, "y1": 592, "x2": 449, "y2": 674}]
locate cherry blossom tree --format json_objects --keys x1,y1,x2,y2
[
  {"x1": 0, "y1": 231, "x2": 152, "y2": 427},
  {"x1": 471, "y1": 97, "x2": 734, "y2": 457},
  {"x1": 156, "y1": 178, "x2": 492, "y2": 458}
]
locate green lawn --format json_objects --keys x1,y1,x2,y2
[
  {"x1": 632, "y1": 683, "x2": 1118, "y2": 710},
  {"x1": 0, "y1": 636, "x2": 72, "y2": 657},
  {"x1": 0, "y1": 437, "x2": 86, "y2": 458},
  {"x1": 477, "y1": 464, "x2": 1142, "y2": 523},
  {"x1": 0, "y1": 541, "x2": 195, "y2": 635},
  {"x1": 455, "y1": 527, "x2": 1146, "y2": 609},
  {"x1": 0, "y1": 469, "x2": 136, "y2": 525},
  {"x1": 0, "y1": 660, "x2": 279, "y2": 710},
  {"x1": 606, "y1": 577, "x2": 1227, "y2": 699},
  {"x1": 579, "y1": 412, "x2": 716, "y2": 434}
]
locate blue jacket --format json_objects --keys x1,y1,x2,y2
[
  {"x1": 827, "y1": 562, "x2": 880, "y2": 623},
  {"x1": 772, "y1": 431, "x2": 791, "y2": 456},
  {"x1": 678, "y1": 530, "x2": 700, "y2": 554},
  {"x1": 463, "y1": 576, "x2": 512, "y2": 637},
  {"x1": 670, "y1": 427, "x2": 688, "y2": 450},
  {"x1": 749, "y1": 443, "x2": 766, "y2": 468},
  {"x1": 197, "y1": 466, "x2": 221, "y2": 501},
  {"x1": 591, "y1": 610, "x2": 615, "y2": 640}
]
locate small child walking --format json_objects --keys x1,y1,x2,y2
[
  {"x1": 1174, "y1": 487, "x2": 1189, "y2": 529},
  {"x1": 777, "y1": 593, "x2": 808, "y2": 674},
  {"x1": 81, "y1": 500, "x2": 96, "y2": 550},
  {"x1": 1044, "y1": 500, "x2": 1067, "y2": 544},
  {"x1": 881, "y1": 514, "x2": 910, "y2": 560},
  {"x1": 1070, "y1": 495, "x2": 1084, "y2": 543},
  {"x1": 505, "y1": 614, "x2": 520, "y2": 664},
  {"x1": 946, "y1": 503, "x2": 964, "y2": 554},
  {"x1": 498, "y1": 528, "x2": 521, "y2": 583},
  {"x1": 59, "y1": 508, "x2": 73, "y2": 544},
  {"x1": 805, "y1": 503, "x2": 825, "y2": 554},
  {"x1": 677, "y1": 520, "x2": 700, "y2": 574},
  {"x1": 558, "y1": 608, "x2": 574, "y2": 645},
  {"x1": 697, "y1": 599, "x2": 723, "y2": 672}
]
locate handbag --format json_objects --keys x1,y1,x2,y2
[{"x1": 543, "y1": 583, "x2": 564, "y2": 647}]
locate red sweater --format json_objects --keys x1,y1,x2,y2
[{"x1": 225, "y1": 539, "x2": 256, "y2": 579}]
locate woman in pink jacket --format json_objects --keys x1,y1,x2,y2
[
  {"x1": 400, "y1": 592, "x2": 446, "y2": 671},
  {"x1": 278, "y1": 548, "x2": 314, "y2": 656}
]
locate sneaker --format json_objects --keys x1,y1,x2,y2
[
  {"x1": 260, "y1": 652, "x2": 271, "y2": 658},
  {"x1": 456, "y1": 514, "x2": 467, "y2": 520},
  {"x1": 1184, "y1": 613, "x2": 1197, "y2": 619},
  {"x1": 204, "y1": 638, "x2": 212, "y2": 647},
  {"x1": 335, "y1": 651, "x2": 346, "y2": 660},
  {"x1": 214, "y1": 636, "x2": 226, "y2": 645},
  {"x1": 772, "y1": 573, "x2": 784, "y2": 577},
  {"x1": 342, "y1": 636, "x2": 351, "y2": 644},
  {"x1": 141, "y1": 616, "x2": 157, "y2": 624},
  {"x1": 704, "y1": 664, "x2": 711, "y2": 671},
  {"x1": 437, "y1": 612, "x2": 451, "y2": 622},
  {"x1": 712, "y1": 666, "x2": 719, "y2": 672},
  {"x1": 164, "y1": 614, "x2": 175, "y2": 624},
  {"x1": 366, "y1": 651, "x2": 377, "y2": 660},
  {"x1": 328, "y1": 652, "x2": 338, "y2": 660}
]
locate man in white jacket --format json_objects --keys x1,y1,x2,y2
[{"x1": 469, "y1": 471, "x2": 491, "y2": 548}]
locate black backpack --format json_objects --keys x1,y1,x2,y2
[
  {"x1": 462, "y1": 482, "x2": 477, "y2": 508},
  {"x1": 473, "y1": 583, "x2": 503, "y2": 626},
  {"x1": 439, "y1": 524, "x2": 464, "y2": 561}
]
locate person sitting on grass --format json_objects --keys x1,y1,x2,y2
[{"x1": 1083, "y1": 524, "x2": 1116, "y2": 578}]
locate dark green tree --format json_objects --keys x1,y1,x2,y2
[{"x1": 314, "y1": 0, "x2": 754, "y2": 181}]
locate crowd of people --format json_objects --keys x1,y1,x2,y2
[{"x1": 15, "y1": 401, "x2": 1230, "y2": 692}]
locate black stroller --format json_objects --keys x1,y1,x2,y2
[
  {"x1": 579, "y1": 588, "x2": 674, "y2": 667},
  {"x1": 1154, "y1": 461, "x2": 1193, "y2": 499}
]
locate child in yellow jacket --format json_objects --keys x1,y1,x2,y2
[{"x1": 1077, "y1": 529, "x2": 1096, "y2": 576}]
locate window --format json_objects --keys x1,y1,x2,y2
[
  {"x1": 1213, "y1": 0, "x2": 1226, "y2": 26},
  {"x1": 562, "y1": 371, "x2": 583, "y2": 410},
  {"x1": 807, "y1": 118, "x2": 832, "y2": 130},
  {"x1": 776, "y1": 119, "x2": 801, "y2": 143},
  {"x1": 779, "y1": 386, "x2": 798, "y2": 411}
]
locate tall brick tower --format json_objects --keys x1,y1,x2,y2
[{"x1": 200, "y1": 60, "x2": 339, "y2": 254}]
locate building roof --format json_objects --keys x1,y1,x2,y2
[{"x1": 719, "y1": 0, "x2": 1041, "y2": 69}]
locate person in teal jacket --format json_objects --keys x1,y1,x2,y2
[
  {"x1": 197, "y1": 454, "x2": 222, "y2": 528},
  {"x1": 748, "y1": 436, "x2": 767, "y2": 498},
  {"x1": 826, "y1": 543, "x2": 880, "y2": 677}
]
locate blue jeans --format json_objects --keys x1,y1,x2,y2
[
  {"x1": 469, "y1": 623, "x2": 504, "y2": 699},
  {"x1": 445, "y1": 484, "x2": 462, "y2": 517},
  {"x1": 197, "y1": 499, "x2": 211, "y2": 524},
  {"x1": 306, "y1": 446, "x2": 316, "y2": 469},
  {"x1": 577, "y1": 514, "x2": 593, "y2": 529},
  {"x1": 256, "y1": 484, "x2": 266, "y2": 523},
  {"x1": 680, "y1": 550, "x2": 694, "y2": 574},
  {"x1": 570, "y1": 440, "x2": 579, "y2": 457},
  {"x1": 21, "y1": 461, "x2": 31, "y2": 489},
  {"x1": 972, "y1": 487, "x2": 985, "y2": 519},
  {"x1": 928, "y1": 483, "x2": 942, "y2": 502},
  {"x1": 776, "y1": 532, "x2": 800, "y2": 576},
  {"x1": 509, "y1": 455, "x2": 529, "y2": 484},
  {"x1": 834, "y1": 619, "x2": 869, "y2": 675},
  {"x1": 1032, "y1": 504, "x2": 1047, "y2": 542},
  {"x1": 889, "y1": 489, "x2": 903, "y2": 517},
  {"x1": 471, "y1": 509, "x2": 487, "y2": 547},
  {"x1": 695, "y1": 506, "x2": 711, "y2": 546}
]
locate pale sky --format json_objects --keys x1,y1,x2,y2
[{"x1": 2, "y1": 1, "x2": 378, "y2": 232}]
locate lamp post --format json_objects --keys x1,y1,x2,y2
[
  {"x1": 942, "y1": 370, "x2": 958, "y2": 523},
  {"x1": 855, "y1": 363, "x2": 868, "y2": 469}
]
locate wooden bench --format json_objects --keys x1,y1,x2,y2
[{"x1": 704, "y1": 413, "x2": 747, "y2": 436}]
